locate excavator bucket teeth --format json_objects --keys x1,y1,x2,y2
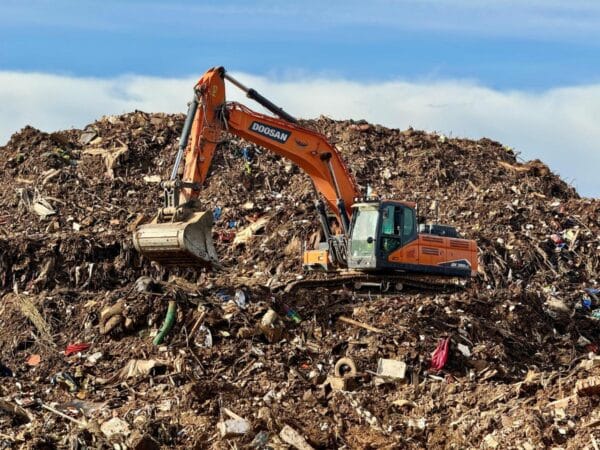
[{"x1": 132, "y1": 211, "x2": 218, "y2": 267}]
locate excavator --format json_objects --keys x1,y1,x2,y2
[{"x1": 132, "y1": 66, "x2": 478, "y2": 291}]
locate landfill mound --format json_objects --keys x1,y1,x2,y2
[{"x1": 0, "y1": 111, "x2": 599, "y2": 449}]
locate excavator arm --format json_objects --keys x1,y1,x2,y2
[{"x1": 178, "y1": 67, "x2": 360, "y2": 226}]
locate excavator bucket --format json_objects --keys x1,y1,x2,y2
[{"x1": 132, "y1": 211, "x2": 218, "y2": 267}]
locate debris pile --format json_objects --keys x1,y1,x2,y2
[{"x1": 0, "y1": 111, "x2": 598, "y2": 449}]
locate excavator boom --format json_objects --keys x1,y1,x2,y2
[
  {"x1": 182, "y1": 67, "x2": 360, "y2": 222},
  {"x1": 133, "y1": 67, "x2": 360, "y2": 267}
]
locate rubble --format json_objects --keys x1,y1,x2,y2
[
  {"x1": 100, "y1": 417, "x2": 131, "y2": 440},
  {"x1": 0, "y1": 111, "x2": 599, "y2": 448},
  {"x1": 376, "y1": 358, "x2": 407, "y2": 381},
  {"x1": 280, "y1": 425, "x2": 315, "y2": 450},
  {"x1": 218, "y1": 409, "x2": 251, "y2": 438},
  {"x1": 218, "y1": 418, "x2": 251, "y2": 438},
  {"x1": 259, "y1": 308, "x2": 284, "y2": 343}
]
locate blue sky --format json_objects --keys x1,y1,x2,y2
[
  {"x1": 1, "y1": 0, "x2": 599, "y2": 196},
  {"x1": 3, "y1": 0, "x2": 600, "y2": 88}
]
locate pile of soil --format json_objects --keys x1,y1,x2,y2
[{"x1": 0, "y1": 111, "x2": 598, "y2": 449}]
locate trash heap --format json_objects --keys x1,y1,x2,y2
[{"x1": 0, "y1": 111, "x2": 599, "y2": 449}]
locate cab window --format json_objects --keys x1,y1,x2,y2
[
  {"x1": 402, "y1": 207, "x2": 416, "y2": 242},
  {"x1": 381, "y1": 205, "x2": 395, "y2": 235},
  {"x1": 380, "y1": 205, "x2": 416, "y2": 253},
  {"x1": 380, "y1": 205, "x2": 402, "y2": 253},
  {"x1": 350, "y1": 206, "x2": 379, "y2": 258}
]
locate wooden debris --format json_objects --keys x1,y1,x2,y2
[
  {"x1": 82, "y1": 141, "x2": 128, "y2": 179},
  {"x1": 41, "y1": 403, "x2": 86, "y2": 427},
  {"x1": 338, "y1": 315, "x2": 384, "y2": 333},
  {"x1": 13, "y1": 294, "x2": 54, "y2": 345},
  {"x1": 576, "y1": 376, "x2": 600, "y2": 397}
]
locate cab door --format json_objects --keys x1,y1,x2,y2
[
  {"x1": 347, "y1": 204, "x2": 380, "y2": 269},
  {"x1": 379, "y1": 204, "x2": 403, "y2": 255},
  {"x1": 377, "y1": 203, "x2": 417, "y2": 266}
]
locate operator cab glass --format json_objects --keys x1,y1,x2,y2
[
  {"x1": 380, "y1": 203, "x2": 416, "y2": 254},
  {"x1": 348, "y1": 201, "x2": 417, "y2": 270},
  {"x1": 348, "y1": 203, "x2": 379, "y2": 267}
]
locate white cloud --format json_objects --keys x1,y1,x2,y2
[{"x1": 0, "y1": 71, "x2": 598, "y2": 197}]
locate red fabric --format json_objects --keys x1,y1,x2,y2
[
  {"x1": 430, "y1": 337, "x2": 451, "y2": 371},
  {"x1": 65, "y1": 343, "x2": 90, "y2": 356}
]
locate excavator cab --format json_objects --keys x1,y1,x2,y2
[
  {"x1": 304, "y1": 199, "x2": 416, "y2": 272},
  {"x1": 347, "y1": 200, "x2": 475, "y2": 277},
  {"x1": 304, "y1": 199, "x2": 476, "y2": 277},
  {"x1": 347, "y1": 200, "x2": 416, "y2": 270}
]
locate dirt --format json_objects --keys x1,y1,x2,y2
[{"x1": 0, "y1": 111, "x2": 599, "y2": 449}]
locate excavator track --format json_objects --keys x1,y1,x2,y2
[{"x1": 276, "y1": 271, "x2": 467, "y2": 294}]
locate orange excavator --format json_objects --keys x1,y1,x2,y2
[{"x1": 132, "y1": 67, "x2": 477, "y2": 291}]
